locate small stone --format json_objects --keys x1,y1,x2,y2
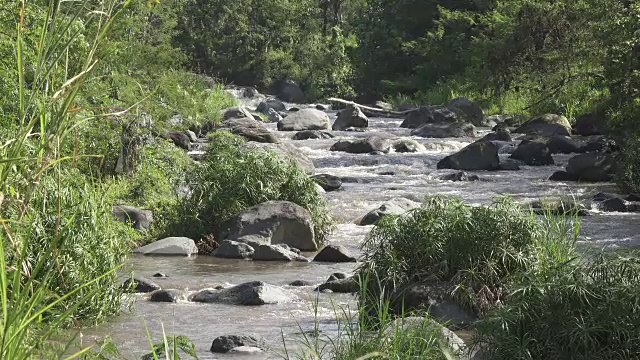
[
  {"x1": 210, "y1": 335, "x2": 265, "y2": 353},
  {"x1": 152, "y1": 272, "x2": 169, "y2": 278},
  {"x1": 289, "y1": 280, "x2": 312, "y2": 287},
  {"x1": 149, "y1": 289, "x2": 181, "y2": 303}
]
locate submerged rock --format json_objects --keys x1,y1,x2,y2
[
  {"x1": 191, "y1": 281, "x2": 295, "y2": 305},
  {"x1": 149, "y1": 289, "x2": 181, "y2": 303},
  {"x1": 292, "y1": 130, "x2": 334, "y2": 140},
  {"x1": 410, "y1": 122, "x2": 476, "y2": 138},
  {"x1": 123, "y1": 277, "x2": 161, "y2": 293},
  {"x1": 210, "y1": 335, "x2": 266, "y2": 353},
  {"x1": 438, "y1": 171, "x2": 480, "y2": 182},
  {"x1": 315, "y1": 276, "x2": 359, "y2": 293}
]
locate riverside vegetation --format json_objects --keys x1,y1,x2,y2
[{"x1": 1, "y1": 0, "x2": 640, "y2": 359}]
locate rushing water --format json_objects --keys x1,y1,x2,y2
[{"x1": 85, "y1": 102, "x2": 640, "y2": 359}]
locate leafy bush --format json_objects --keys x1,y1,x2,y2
[
  {"x1": 358, "y1": 197, "x2": 578, "y2": 315},
  {"x1": 183, "y1": 132, "x2": 333, "y2": 249},
  {"x1": 475, "y1": 253, "x2": 640, "y2": 359}
]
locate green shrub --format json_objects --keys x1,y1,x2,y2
[
  {"x1": 183, "y1": 132, "x2": 333, "y2": 249},
  {"x1": 358, "y1": 197, "x2": 578, "y2": 315},
  {"x1": 475, "y1": 253, "x2": 640, "y2": 359}
]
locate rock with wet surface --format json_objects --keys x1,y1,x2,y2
[
  {"x1": 592, "y1": 193, "x2": 627, "y2": 212},
  {"x1": 123, "y1": 277, "x2": 161, "y2": 293},
  {"x1": 292, "y1": 130, "x2": 334, "y2": 140},
  {"x1": 358, "y1": 197, "x2": 421, "y2": 225},
  {"x1": 191, "y1": 281, "x2": 295, "y2": 305},
  {"x1": 257, "y1": 99, "x2": 287, "y2": 113},
  {"x1": 392, "y1": 138, "x2": 426, "y2": 153},
  {"x1": 149, "y1": 289, "x2": 181, "y2": 303},
  {"x1": 223, "y1": 201, "x2": 317, "y2": 251},
  {"x1": 313, "y1": 245, "x2": 357, "y2": 263},
  {"x1": 437, "y1": 141, "x2": 500, "y2": 171},
  {"x1": 411, "y1": 122, "x2": 477, "y2": 138},
  {"x1": 210, "y1": 335, "x2": 266, "y2": 353},
  {"x1": 446, "y1": 97, "x2": 484, "y2": 126},
  {"x1": 221, "y1": 117, "x2": 280, "y2": 143},
  {"x1": 510, "y1": 140, "x2": 554, "y2": 166},
  {"x1": 514, "y1": 114, "x2": 571, "y2": 136},
  {"x1": 547, "y1": 135, "x2": 582, "y2": 154},
  {"x1": 214, "y1": 240, "x2": 255, "y2": 259},
  {"x1": 241, "y1": 142, "x2": 315, "y2": 175},
  {"x1": 438, "y1": 171, "x2": 479, "y2": 182},
  {"x1": 252, "y1": 244, "x2": 308, "y2": 261},
  {"x1": 333, "y1": 105, "x2": 369, "y2": 130},
  {"x1": 311, "y1": 174, "x2": 342, "y2": 191},
  {"x1": 330, "y1": 137, "x2": 392, "y2": 154},
  {"x1": 566, "y1": 152, "x2": 618, "y2": 182},
  {"x1": 134, "y1": 237, "x2": 198, "y2": 256},
  {"x1": 315, "y1": 276, "x2": 359, "y2": 293},
  {"x1": 401, "y1": 106, "x2": 458, "y2": 128},
  {"x1": 113, "y1": 205, "x2": 153, "y2": 232},
  {"x1": 277, "y1": 108, "x2": 330, "y2": 131},
  {"x1": 327, "y1": 272, "x2": 348, "y2": 282},
  {"x1": 498, "y1": 158, "x2": 522, "y2": 171},
  {"x1": 289, "y1": 280, "x2": 312, "y2": 287}
]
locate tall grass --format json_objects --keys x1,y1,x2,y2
[{"x1": 0, "y1": 0, "x2": 132, "y2": 358}]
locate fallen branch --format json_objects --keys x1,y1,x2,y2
[{"x1": 327, "y1": 97, "x2": 413, "y2": 118}]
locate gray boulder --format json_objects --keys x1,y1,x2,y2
[
  {"x1": 330, "y1": 137, "x2": 392, "y2": 154},
  {"x1": 315, "y1": 276, "x2": 359, "y2": 293},
  {"x1": 447, "y1": 97, "x2": 484, "y2": 126},
  {"x1": 510, "y1": 140, "x2": 554, "y2": 166},
  {"x1": 566, "y1": 152, "x2": 617, "y2": 182},
  {"x1": 214, "y1": 240, "x2": 255, "y2": 259},
  {"x1": 113, "y1": 205, "x2": 153, "y2": 232},
  {"x1": 411, "y1": 122, "x2": 476, "y2": 138},
  {"x1": 252, "y1": 244, "x2": 308, "y2": 261},
  {"x1": 190, "y1": 281, "x2": 295, "y2": 305},
  {"x1": 241, "y1": 142, "x2": 315, "y2": 175},
  {"x1": 401, "y1": 106, "x2": 458, "y2": 129},
  {"x1": 222, "y1": 106, "x2": 255, "y2": 121},
  {"x1": 358, "y1": 198, "x2": 421, "y2": 226},
  {"x1": 257, "y1": 99, "x2": 287, "y2": 113},
  {"x1": 134, "y1": 237, "x2": 198, "y2": 256},
  {"x1": 292, "y1": 130, "x2": 334, "y2": 140},
  {"x1": 514, "y1": 114, "x2": 571, "y2": 136},
  {"x1": 149, "y1": 289, "x2": 181, "y2": 303},
  {"x1": 592, "y1": 193, "x2": 627, "y2": 212},
  {"x1": 266, "y1": 108, "x2": 283, "y2": 123},
  {"x1": 278, "y1": 80, "x2": 305, "y2": 103},
  {"x1": 547, "y1": 135, "x2": 581, "y2": 154},
  {"x1": 482, "y1": 128, "x2": 512, "y2": 142},
  {"x1": 437, "y1": 141, "x2": 500, "y2": 171},
  {"x1": 123, "y1": 277, "x2": 160, "y2": 293},
  {"x1": 224, "y1": 201, "x2": 317, "y2": 251},
  {"x1": 210, "y1": 335, "x2": 266, "y2": 353},
  {"x1": 221, "y1": 117, "x2": 279, "y2": 143},
  {"x1": 311, "y1": 174, "x2": 342, "y2": 191},
  {"x1": 333, "y1": 105, "x2": 369, "y2": 130},
  {"x1": 163, "y1": 131, "x2": 191, "y2": 150},
  {"x1": 498, "y1": 158, "x2": 522, "y2": 171},
  {"x1": 277, "y1": 108, "x2": 331, "y2": 131},
  {"x1": 313, "y1": 245, "x2": 356, "y2": 263}
]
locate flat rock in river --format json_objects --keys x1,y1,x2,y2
[
  {"x1": 190, "y1": 281, "x2": 296, "y2": 305},
  {"x1": 134, "y1": 237, "x2": 198, "y2": 256},
  {"x1": 330, "y1": 137, "x2": 392, "y2": 154}
]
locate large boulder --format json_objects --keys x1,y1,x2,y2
[
  {"x1": 311, "y1": 174, "x2": 342, "y2": 192},
  {"x1": 222, "y1": 106, "x2": 255, "y2": 121},
  {"x1": 574, "y1": 113, "x2": 607, "y2": 136},
  {"x1": 257, "y1": 99, "x2": 287, "y2": 113},
  {"x1": 292, "y1": 130, "x2": 334, "y2": 140},
  {"x1": 134, "y1": 237, "x2": 198, "y2": 256},
  {"x1": 277, "y1": 108, "x2": 330, "y2": 131},
  {"x1": 190, "y1": 281, "x2": 295, "y2": 305},
  {"x1": 333, "y1": 105, "x2": 369, "y2": 130},
  {"x1": 163, "y1": 131, "x2": 191, "y2": 150},
  {"x1": 514, "y1": 114, "x2": 571, "y2": 136},
  {"x1": 566, "y1": 152, "x2": 618, "y2": 182},
  {"x1": 252, "y1": 244, "x2": 308, "y2": 261},
  {"x1": 510, "y1": 140, "x2": 554, "y2": 166},
  {"x1": 401, "y1": 106, "x2": 458, "y2": 129},
  {"x1": 437, "y1": 141, "x2": 500, "y2": 171},
  {"x1": 358, "y1": 198, "x2": 421, "y2": 226},
  {"x1": 214, "y1": 240, "x2": 255, "y2": 259},
  {"x1": 313, "y1": 244, "x2": 357, "y2": 263},
  {"x1": 410, "y1": 122, "x2": 476, "y2": 138},
  {"x1": 547, "y1": 135, "x2": 581, "y2": 154},
  {"x1": 241, "y1": 142, "x2": 315, "y2": 175},
  {"x1": 211, "y1": 335, "x2": 266, "y2": 353},
  {"x1": 278, "y1": 80, "x2": 305, "y2": 103},
  {"x1": 221, "y1": 117, "x2": 279, "y2": 143},
  {"x1": 330, "y1": 137, "x2": 392, "y2": 154},
  {"x1": 113, "y1": 205, "x2": 153, "y2": 232},
  {"x1": 223, "y1": 201, "x2": 317, "y2": 251},
  {"x1": 446, "y1": 97, "x2": 484, "y2": 126}
]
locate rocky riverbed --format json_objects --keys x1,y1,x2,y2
[{"x1": 87, "y1": 88, "x2": 640, "y2": 359}]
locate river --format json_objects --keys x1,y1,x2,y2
[{"x1": 84, "y1": 98, "x2": 640, "y2": 359}]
